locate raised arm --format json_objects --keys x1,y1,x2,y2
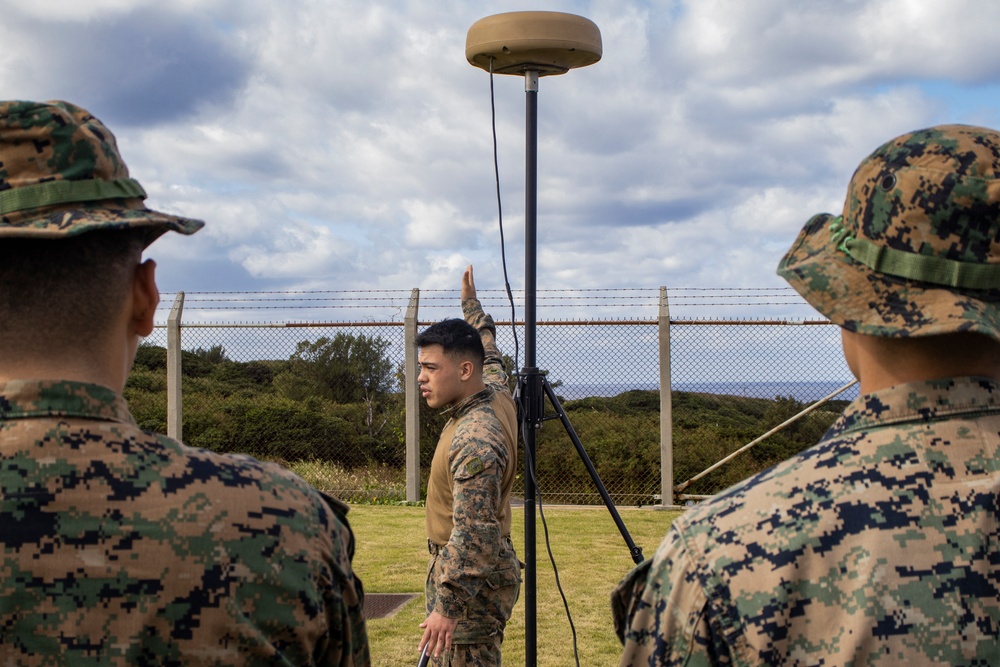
[{"x1": 460, "y1": 265, "x2": 510, "y2": 390}]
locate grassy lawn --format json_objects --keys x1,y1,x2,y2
[{"x1": 349, "y1": 504, "x2": 682, "y2": 667}]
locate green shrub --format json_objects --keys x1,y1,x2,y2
[{"x1": 133, "y1": 344, "x2": 167, "y2": 371}]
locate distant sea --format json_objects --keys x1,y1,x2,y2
[{"x1": 558, "y1": 381, "x2": 859, "y2": 403}]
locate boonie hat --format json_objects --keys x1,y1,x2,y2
[
  {"x1": 777, "y1": 124, "x2": 1000, "y2": 341},
  {"x1": 0, "y1": 100, "x2": 204, "y2": 243}
]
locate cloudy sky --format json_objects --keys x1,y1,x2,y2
[{"x1": 4, "y1": 0, "x2": 1000, "y2": 323}]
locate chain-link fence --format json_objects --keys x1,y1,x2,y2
[
  {"x1": 127, "y1": 288, "x2": 859, "y2": 506},
  {"x1": 127, "y1": 323, "x2": 411, "y2": 503},
  {"x1": 667, "y1": 321, "x2": 857, "y2": 500}
]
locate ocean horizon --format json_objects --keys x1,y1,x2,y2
[{"x1": 558, "y1": 380, "x2": 859, "y2": 403}]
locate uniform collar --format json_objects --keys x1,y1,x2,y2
[
  {"x1": 442, "y1": 384, "x2": 495, "y2": 419},
  {"x1": 0, "y1": 379, "x2": 134, "y2": 425},
  {"x1": 831, "y1": 375, "x2": 1000, "y2": 437}
]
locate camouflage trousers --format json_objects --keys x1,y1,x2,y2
[{"x1": 425, "y1": 539, "x2": 522, "y2": 667}]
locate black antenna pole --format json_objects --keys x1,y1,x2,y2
[{"x1": 522, "y1": 68, "x2": 540, "y2": 667}]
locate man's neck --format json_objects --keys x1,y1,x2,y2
[
  {"x1": 447, "y1": 380, "x2": 488, "y2": 411},
  {"x1": 846, "y1": 331, "x2": 1000, "y2": 394},
  {"x1": 0, "y1": 350, "x2": 128, "y2": 393}
]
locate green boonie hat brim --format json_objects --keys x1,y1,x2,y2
[
  {"x1": 778, "y1": 212, "x2": 1000, "y2": 340},
  {"x1": 0, "y1": 205, "x2": 205, "y2": 241}
]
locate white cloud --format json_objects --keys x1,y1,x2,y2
[
  {"x1": 231, "y1": 220, "x2": 351, "y2": 279},
  {"x1": 3, "y1": 0, "x2": 999, "y2": 318}
]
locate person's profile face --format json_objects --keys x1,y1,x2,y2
[{"x1": 417, "y1": 344, "x2": 468, "y2": 409}]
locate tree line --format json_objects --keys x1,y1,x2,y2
[{"x1": 125, "y1": 333, "x2": 847, "y2": 504}]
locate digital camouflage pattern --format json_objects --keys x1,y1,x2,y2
[
  {"x1": 0, "y1": 379, "x2": 369, "y2": 666},
  {"x1": 0, "y1": 100, "x2": 203, "y2": 241},
  {"x1": 778, "y1": 125, "x2": 1000, "y2": 340},
  {"x1": 423, "y1": 298, "x2": 521, "y2": 666},
  {"x1": 425, "y1": 539, "x2": 520, "y2": 667},
  {"x1": 613, "y1": 376, "x2": 1000, "y2": 666}
]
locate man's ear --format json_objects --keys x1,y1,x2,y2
[
  {"x1": 459, "y1": 359, "x2": 476, "y2": 381},
  {"x1": 131, "y1": 259, "x2": 159, "y2": 337}
]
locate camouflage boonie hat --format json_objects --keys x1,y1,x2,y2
[
  {"x1": 0, "y1": 100, "x2": 203, "y2": 243},
  {"x1": 777, "y1": 124, "x2": 1000, "y2": 340}
]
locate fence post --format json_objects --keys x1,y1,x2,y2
[
  {"x1": 658, "y1": 286, "x2": 674, "y2": 507},
  {"x1": 405, "y1": 288, "x2": 421, "y2": 503},
  {"x1": 167, "y1": 292, "x2": 185, "y2": 441}
]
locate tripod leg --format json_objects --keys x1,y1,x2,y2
[{"x1": 541, "y1": 379, "x2": 644, "y2": 564}]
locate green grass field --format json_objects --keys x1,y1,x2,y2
[{"x1": 349, "y1": 504, "x2": 682, "y2": 667}]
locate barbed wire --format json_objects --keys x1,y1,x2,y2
[{"x1": 156, "y1": 287, "x2": 808, "y2": 311}]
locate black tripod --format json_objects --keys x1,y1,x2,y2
[
  {"x1": 516, "y1": 69, "x2": 644, "y2": 667},
  {"x1": 519, "y1": 370, "x2": 645, "y2": 564}
]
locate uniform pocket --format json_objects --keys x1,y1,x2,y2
[{"x1": 485, "y1": 561, "x2": 521, "y2": 590}]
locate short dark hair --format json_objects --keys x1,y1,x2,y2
[
  {"x1": 0, "y1": 228, "x2": 147, "y2": 344},
  {"x1": 416, "y1": 318, "x2": 485, "y2": 365}
]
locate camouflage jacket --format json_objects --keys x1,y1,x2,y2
[
  {"x1": 613, "y1": 376, "x2": 1000, "y2": 666},
  {"x1": 0, "y1": 379, "x2": 369, "y2": 666},
  {"x1": 424, "y1": 299, "x2": 519, "y2": 617}
]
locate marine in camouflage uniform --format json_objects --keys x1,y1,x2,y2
[
  {"x1": 613, "y1": 125, "x2": 1000, "y2": 666},
  {"x1": 0, "y1": 100, "x2": 369, "y2": 666},
  {"x1": 418, "y1": 266, "x2": 521, "y2": 666}
]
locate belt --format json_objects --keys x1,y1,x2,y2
[{"x1": 428, "y1": 536, "x2": 514, "y2": 555}]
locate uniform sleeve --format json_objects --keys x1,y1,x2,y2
[
  {"x1": 462, "y1": 297, "x2": 510, "y2": 392},
  {"x1": 429, "y1": 414, "x2": 508, "y2": 618},
  {"x1": 612, "y1": 526, "x2": 735, "y2": 667},
  {"x1": 316, "y1": 494, "x2": 371, "y2": 666}
]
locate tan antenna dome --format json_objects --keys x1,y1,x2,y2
[{"x1": 466, "y1": 11, "x2": 602, "y2": 76}]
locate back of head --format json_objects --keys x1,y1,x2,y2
[
  {"x1": 0, "y1": 100, "x2": 204, "y2": 348},
  {"x1": 0, "y1": 230, "x2": 147, "y2": 343},
  {"x1": 778, "y1": 124, "x2": 1000, "y2": 344},
  {"x1": 416, "y1": 318, "x2": 486, "y2": 366}
]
